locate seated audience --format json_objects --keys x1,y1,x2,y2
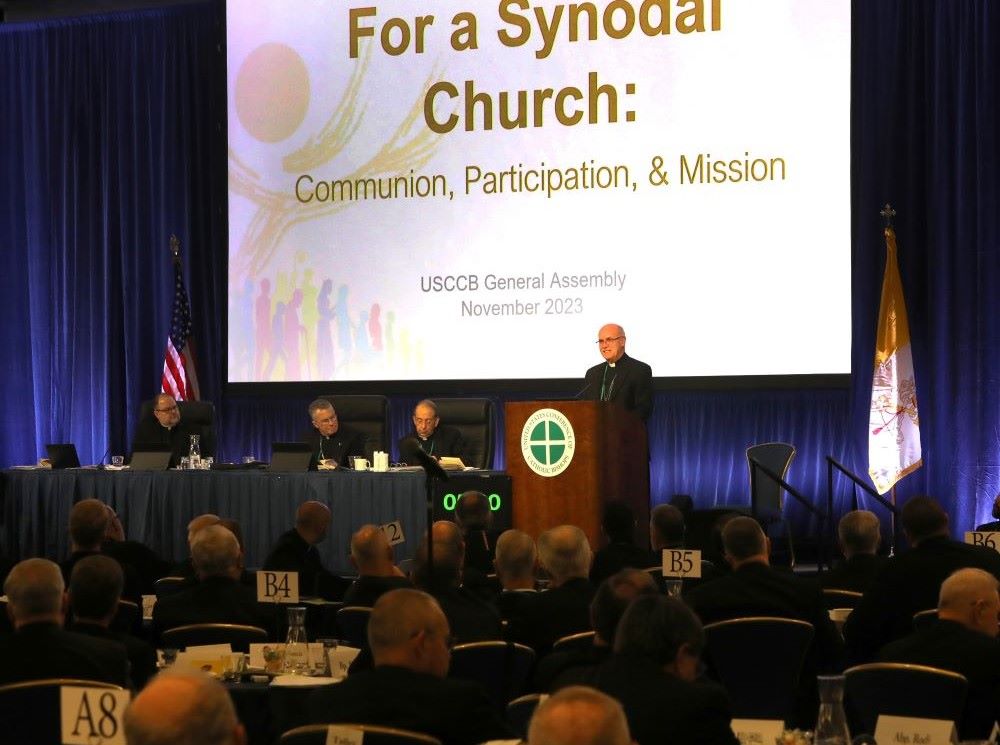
[
  {"x1": 0, "y1": 558, "x2": 129, "y2": 686},
  {"x1": 131, "y1": 393, "x2": 215, "y2": 468},
  {"x1": 527, "y1": 685, "x2": 632, "y2": 745},
  {"x1": 844, "y1": 495, "x2": 1000, "y2": 663},
  {"x1": 125, "y1": 668, "x2": 246, "y2": 745},
  {"x1": 592, "y1": 594, "x2": 739, "y2": 745},
  {"x1": 61, "y1": 498, "x2": 142, "y2": 604},
  {"x1": 302, "y1": 397, "x2": 366, "y2": 469},
  {"x1": 974, "y1": 492, "x2": 1000, "y2": 531},
  {"x1": 648, "y1": 503, "x2": 719, "y2": 592},
  {"x1": 218, "y1": 517, "x2": 255, "y2": 586},
  {"x1": 399, "y1": 399, "x2": 468, "y2": 463},
  {"x1": 68, "y1": 555, "x2": 157, "y2": 690},
  {"x1": 412, "y1": 521, "x2": 502, "y2": 642},
  {"x1": 152, "y1": 525, "x2": 273, "y2": 641},
  {"x1": 306, "y1": 589, "x2": 512, "y2": 745},
  {"x1": 170, "y1": 513, "x2": 221, "y2": 580},
  {"x1": 101, "y1": 505, "x2": 170, "y2": 593},
  {"x1": 342, "y1": 524, "x2": 411, "y2": 607},
  {"x1": 876, "y1": 567, "x2": 1000, "y2": 741},
  {"x1": 590, "y1": 501, "x2": 653, "y2": 585},
  {"x1": 521, "y1": 525, "x2": 596, "y2": 654},
  {"x1": 263, "y1": 500, "x2": 349, "y2": 599},
  {"x1": 535, "y1": 568, "x2": 658, "y2": 691},
  {"x1": 820, "y1": 510, "x2": 885, "y2": 593},
  {"x1": 494, "y1": 529, "x2": 541, "y2": 644}
]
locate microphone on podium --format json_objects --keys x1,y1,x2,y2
[{"x1": 400, "y1": 437, "x2": 448, "y2": 480}]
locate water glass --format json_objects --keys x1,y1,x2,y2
[
  {"x1": 179, "y1": 456, "x2": 191, "y2": 470},
  {"x1": 111, "y1": 455, "x2": 124, "y2": 467}
]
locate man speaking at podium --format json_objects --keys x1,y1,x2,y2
[{"x1": 583, "y1": 323, "x2": 653, "y2": 421}]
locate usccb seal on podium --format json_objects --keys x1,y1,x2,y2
[{"x1": 521, "y1": 408, "x2": 576, "y2": 477}]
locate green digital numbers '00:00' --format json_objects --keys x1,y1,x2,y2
[{"x1": 442, "y1": 492, "x2": 502, "y2": 512}]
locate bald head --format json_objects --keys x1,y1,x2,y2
[
  {"x1": 528, "y1": 686, "x2": 631, "y2": 745},
  {"x1": 295, "y1": 501, "x2": 331, "y2": 544},
  {"x1": 69, "y1": 498, "x2": 110, "y2": 551},
  {"x1": 4, "y1": 558, "x2": 66, "y2": 627},
  {"x1": 455, "y1": 491, "x2": 492, "y2": 532},
  {"x1": 597, "y1": 323, "x2": 627, "y2": 364},
  {"x1": 367, "y1": 589, "x2": 451, "y2": 677},
  {"x1": 125, "y1": 669, "x2": 245, "y2": 745},
  {"x1": 414, "y1": 521, "x2": 465, "y2": 588},
  {"x1": 538, "y1": 525, "x2": 592, "y2": 586},
  {"x1": 722, "y1": 516, "x2": 769, "y2": 567},
  {"x1": 938, "y1": 568, "x2": 1000, "y2": 638},
  {"x1": 350, "y1": 524, "x2": 394, "y2": 575}
]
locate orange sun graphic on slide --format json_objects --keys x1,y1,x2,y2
[{"x1": 235, "y1": 42, "x2": 310, "y2": 143}]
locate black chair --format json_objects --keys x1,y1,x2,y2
[
  {"x1": 822, "y1": 588, "x2": 864, "y2": 610},
  {"x1": 153, "y1": 576, "x2": 189, "y2": 599},
  {"x1": 702, "y1": 616, "x2": 814, "y2": 722},
  {"x1": 321, "y1": 395, "x2": 389, "y2": 460},
  {"x1": 746, "y1": 442, "x2": 797, "y2": 567},
  {"x1": 109, "y1": 598, "x2": 142, "y2": 635},
  {"x1": 844, "y1": 663, "x2": 967, "y2": 736},
  {"x1": 506, "y1": 693, "x2": 545, "y2": 740},
  {"x1": 0, "y1": 678, "x2": 124, "y2": 745},
  {"x1": 448, "y1": 641, "x2": 536, "y2": 709},
  {"x1": 432, "y1": 398, "x2": 496, "y2": 469},
  {"x1": 137, "y1": 399, "x2": 217, "y2": 454},
  {"x1": 160, "y1": 623, "x2": 267, "y2": 652},
  {"x1": 335, "y1": 606, "x2": 372, "y2": 648},
  {"x1": 552, "y1": 630, "x2": 597, "y2": 652},
  {"x1": 281, "y1": 724, "x2": 442, "y2": 745},
  {"x1": 912, "y1": 608, "x2": 938, "y2": 630}
]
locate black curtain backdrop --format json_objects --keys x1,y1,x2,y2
[{"x1": 1, "y1": 1, "x2": 997, "y2": 545}]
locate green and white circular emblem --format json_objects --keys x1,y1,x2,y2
[{"x1": 520, "y1": 408, "x2": 576, "y2": 477}]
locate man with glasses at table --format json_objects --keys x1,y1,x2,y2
[
  {"x1": 131, "y1": 392, "x2": 213, "y2": 468},
  {"x1": 583, "y1": 323, "x2": 653, "y2": 421},
  {"x1": 302, "y1": 397, "x2": 366, "y2": 469}
]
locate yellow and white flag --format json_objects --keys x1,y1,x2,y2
[{"x1": 868, "y1": 226, "x2": 922, "y2": 494}]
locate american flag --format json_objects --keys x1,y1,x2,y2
[{"x1": 161, "y1": 236, "x2": 200, "y2": 401}]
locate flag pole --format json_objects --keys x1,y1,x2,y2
[{"x1": 879, "y1": 203, "x2": 898, "y2": 558}]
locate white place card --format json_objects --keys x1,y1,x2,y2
[
  {"x1": 325, "y1": 725, "x2": 365, "y2": 745},
  {"x1": 965, "y1": 532, "x2": 1000, "y2": 552},
  {"x1": 662, "y1": 549, "x2": 702, "y2": 578},
  {"x1": 141, "y1": 594, "x2": 156, "y2": 620},
  {"x1": 61, "y1": 686, "x2": 131, "y2": 745},
  {"x1": 730, "y1": 718, "x2": 784, "y2": 745},
  {"x1": 327, "y1": 645, "x2": 362, "y2": 679},
  {"x1": 874, "y1": 715, "x2": 957, "y2": 745},
  {"x1": 257, "y1": 570, "x2": 300, "y2": 603},
  {"x1": 379, "y1": 520, "x2": 406, "y2": 546}
]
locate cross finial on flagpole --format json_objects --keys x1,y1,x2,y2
[{"x1": 880, "y1": 203, "x2": 896, "y2": 228}]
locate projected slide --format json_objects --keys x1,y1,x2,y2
[{"x1": 227, "y1": 0, "x2": 850, "y2": 382}]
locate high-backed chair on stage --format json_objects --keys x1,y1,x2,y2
[
  {"x1": 321, "y1": 395, "x2": 389, "y2": 459},
  {"x1": 844, "y1": 663, "x2": 967, "y2": 737},
  {"x1": 160, "y1": 623, "x2": 268, "y2": 652},
  {"x1": 281, "y1": 724, "x2": 442, "y2": 745},
  {"x1": 137, "y1": 399, "x2": 217, "y2": 449},
  {"x1": 702, "y1": 616, "x2": 814, "y2": 722},
  {"x1": 746, "y1": 442, "x2": 797, "y2": 566},
  {"x1": 432, "y1": 398, "x2": 496, "y2": 469},
  {"x1": 0, "y1": 679, "x2": 125, "y2": 745}
]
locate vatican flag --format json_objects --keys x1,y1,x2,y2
[{"x1": 868, "y1": 226, "x2": 922, "y2": 494}]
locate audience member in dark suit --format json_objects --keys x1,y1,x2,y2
[
  {"x1": 342, "y1": 524, "x2": 411, "y2": 607},
  {"x1": 307, "y1": 589, "x2": 512, "y2": 745},
  {"x1": 100, "y1": 505, "x2": 170, "y2": 594},
  {"x1": 454, "y1": 489, "x2": 499, "y2": 576},
  {"x1": 648, "y1": 503, "x2": 721, "y2": 593},
  {"x1": 494, "y1": 529, "x2": 541, "y2": 645},
  {"x1": 844, "y1": 496, "x2": 1000, "y2": 663},
  {"x1": 60, "y1": 498, "x2": 142, "y2": 606},
  {"x1": 125, "y1": 668, "x2": 246, "y2": 745},
  {"x1": 591, "y1": 594, "x2": 739, "y2": 745},
  {"x1": 820, "y1": 509, "x2": 886, "y2": 593},
  {"x1": 263, "y1": 500, "x2": 350, "y2": 600},
  {"x1": 131, "y1": 393, "x2": 214, "y2": 468},
  {"x1": 684, "y1": 516, "x2": 844, "y2": 727},
  {"x1": 527, "y1": 686, "x2": 633, "y2": 745},
  {"x1": 974, "y1": 492, "x2": 1000, "y2": 531},
  {"x1": 0, "y1": 558, "x2": 129, "y2": 686},
  {"x1": 412, "y1": 521, "x2": 502, "y2": 642},
  {"x1": 521, "y1": 525, "x2": 597, "y2": 655},
  {"x1": 590, "y1": 501, "x2": 653, "y2": 585},
  {"x1": 68, "y1": 554, "x2": 157, "y2": 690},
  {"x1": 583, "y1": 323, "x2": 653, "y2": 421},
  {"x1": 301, "y1": 397, "x2": 366, "y2": 469},
  {"x1": 169, "y1": 513, "x2": 221, "y2": 581},
  {"x1": 153, "y1": 525, "x2": 274, "y2": 642},
  {"x1": 877, "y1": 567, "x2": 1000, "y2": 740},
  {"x1": 536, "y1": 568, "x2": 658, "y2": 692},
  {"x1": 399, "y1": 399, "x2": 469, "y2": 463}
]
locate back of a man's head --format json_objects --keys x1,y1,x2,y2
[
  {"x1": 538, "y1": 525, "x2": 592, "y2": 586},
  {"x1": 591, "y1": 568, "x2": 658, "y2": 645},
  {"x1": 601, "y1": 502, "x2": 636, "y2": 544},
  {"x1": 191, "y1": 525, "x2": 241, "y2": 580},
  {"x1": 901, "y1": 496, "x2": 949, "y2": 544},
  {"x1": 125, "y1": 669, "x2": 245, "y2": 745},
  {"x1": 455, "y1": 490, "x2": 492, "y2": 532},
  {"x1": 70, "y1": 554, "x2": 123, "y2": 622},
  {"x1": 69, "y1": 498, "x2": 111, "y2": 551},
  {"x1": 367, "y1": 589, "x2": 450, "y2": 676},
  {"x1": 414, "y1": 522, "x2": 464, "y2": 589},
  {"x1": 650, "y1": 504, "x2": 686, "y2": 550},
  {"x1": 938, "y1": 567, "x2": 1000, "y2": 638},
  {"x1": 722, "y1": 516, "x2": 768, "y2": 564},
  {"x1": 186, "y1": 514, "x2": 221, "y2": 548},
  {"x1": 838, "y1": 510, "x2": 881, "y2": 558},
  {"x1": 495, "y1": 529, "x2": 537, "y2": 585},
  {"x1": 4, "y1": 558, "x2": 65, "y2": 627},
  {"x1": 527, "y1": 685, "x2": 631, "y2": 745},
  {"x1": 350, "y1": 524, "x2": 392, "y2": 574},
  {"x1": 614, "y1": 594, "x2": 705, "y2": 667},
  {"x1": 295, "y1": 500, "x2": 331, "y2": 544}
]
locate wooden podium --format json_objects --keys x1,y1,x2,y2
[{"x1": 504, "y1": 400, "x2": 650, "y2": 549}]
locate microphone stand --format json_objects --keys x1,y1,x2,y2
[{"x1": 406, "y1": 440, "x2": 449, "y2": 577}]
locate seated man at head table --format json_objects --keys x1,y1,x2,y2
[
  {"x1": 301, "y1": 397, "x2": 366, "y2": 469},
  {"x1": 131, "y1": 392, "x2": 215, "y2": 468},
  {"x1": 398, "y1": 399, "x2": 469, "y2": 464},
  {"x1": 306, "y1": 588, "x2": 512, "y2": 745}
]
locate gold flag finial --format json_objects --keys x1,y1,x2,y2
[{"x1": 880, "y1": 203, "x2": 896, "y2": 228}]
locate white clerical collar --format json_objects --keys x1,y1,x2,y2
[{"x1": 608, "y1": 362, "x2": 616, "y2": 368}]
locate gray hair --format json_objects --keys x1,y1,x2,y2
[
  {"x1": 538, "y1": 525, "x2": 591, "y2": 583},
  {"x1": 4, "y1": 558, "x2": 64, "y2": 619},
  {"x1": 495, "y1": 529, "x2": 537, "y2": 580},
  {"x1": 838, "y1": 510, "x2": 881, "y2": 556},
  {"x1": 124, "y1": 668, "x2": 240, "y2": 745},
  {"x1": 308, "y1": 398, "x2": 335, "y2": 420},
  {"x1": 939, "y1": 567, "x2": 1000, "y2": 610},
  {"x1": 191, "y1": 525, "x2": 240, "y2": 578},
  {"x1": 528, "y1": 685, "x2": 631, "y2": 745},
  {"x1": 721, "y1": 516, "x2": 767, "y2": 561}
]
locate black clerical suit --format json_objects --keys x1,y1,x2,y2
[
  {"x1": 818, "y1": 553, "x2": 886, "y2": 593},
  {"x1": 69, "y1": 620, "x2": 158, "y2": 690},
  {"x1": 0, "y1": 622, "x2": 131, "y2": 686},
  {"x1": 151, "y1": 575, "x2": 276, "y2": 642},
  {"x1": 301, "y1": 424, "x2": 366, "y2": 468},
  {"x1": 263, "y1": 528, "x2": 350, "y2": 600},
  {"x1": 131, "y1": 417, "x2": 213, "y2": 468},
  {"x1": 583, "y1": 352, "x2": 653, "y2": 421},
  {"x1": 398, "y1": 424, "x2": 467, "y2": 462}
]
